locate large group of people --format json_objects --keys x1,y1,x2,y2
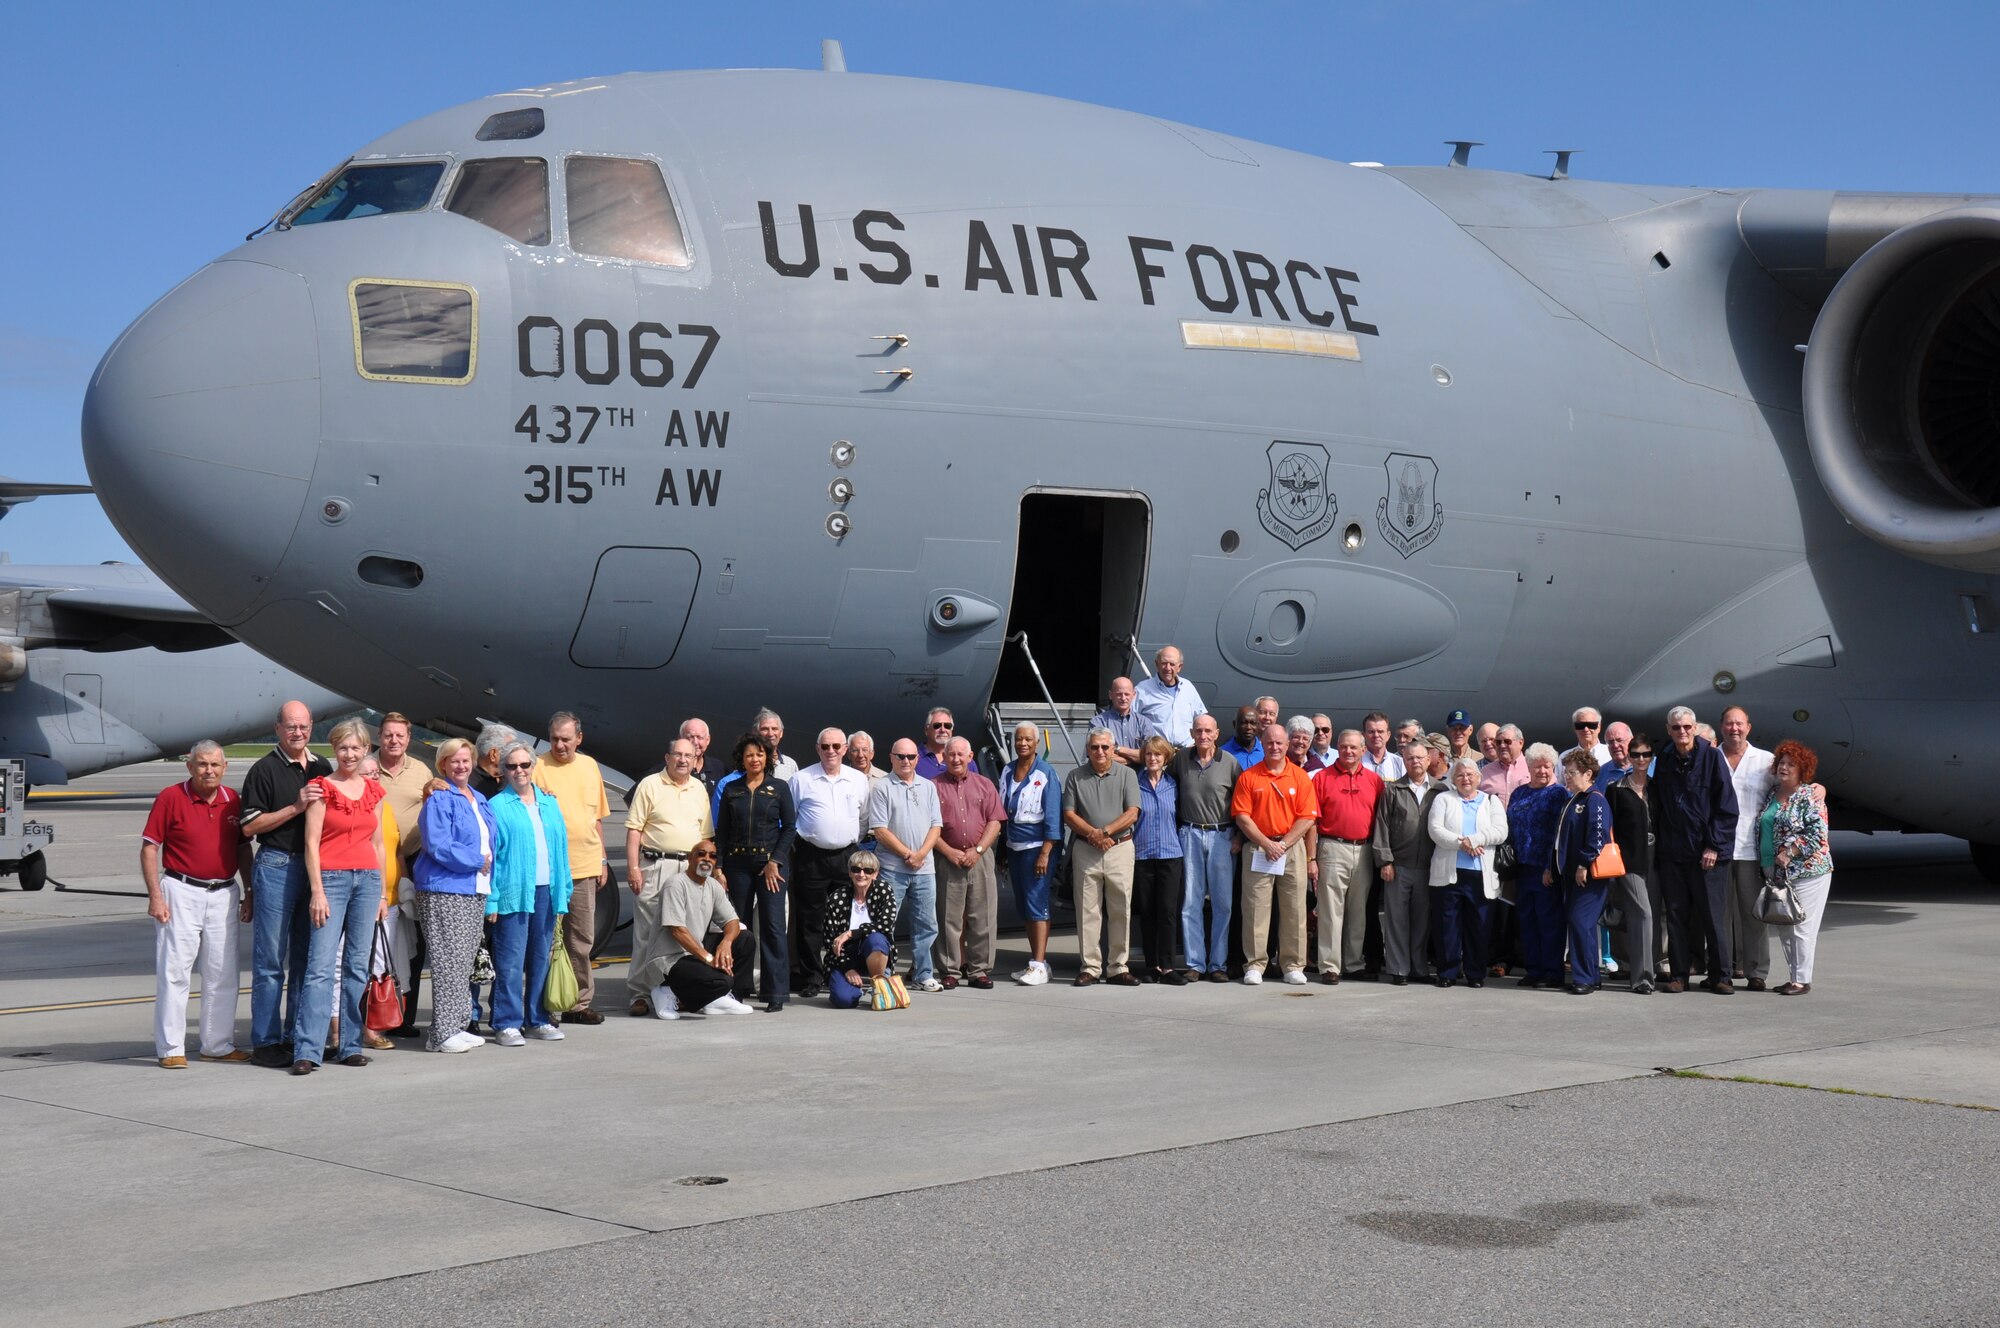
[{"x1": 142, "y1": 644, "x2": 1837, "y2": 1069}]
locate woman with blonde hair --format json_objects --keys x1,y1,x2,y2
[
  {"x1": 296, "y1": 718, "x2": 386, "y2": 1073},
  {"x1": 412, "y1": 737, "x2": 498, "y2": 1053}
]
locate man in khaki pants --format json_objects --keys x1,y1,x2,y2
[
  {"x1": 623, "y1": 740, "x2": 712, "y2": 1016},
  {"x1": 534, "y1": 711, "x2": 612, "y2": 1024},
  {"x1": 1230, "y1": 724, "x2": 1319, "y2": 986},
  {"x1": 1061, "y1": 729, "x2": 1140, "y2": 986}
]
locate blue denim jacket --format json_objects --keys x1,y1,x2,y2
[{"x1": 413, "y1": 787, "x2": 497, "y2": 895}]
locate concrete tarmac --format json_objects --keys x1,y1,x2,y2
[{"x1": 3, "y1": 763, "x2": 1995, "y2": 1327}]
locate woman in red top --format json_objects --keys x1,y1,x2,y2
[{"x1": 294, "y1": 717, "x2": 387, "y2": 1074}]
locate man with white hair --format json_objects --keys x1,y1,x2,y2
[
  {"x1": 1651, "y1": 706, "x2": 1739, "y2": 994},
  {"x1": 754, "y1": 709, "x2": 799, "y2": 780},
  {"x1": 1479, "y1": 724, "x2": 1530, "y2": 799},
  {"x1": 1062, "y1": 728, "x2": 1142, "y2": 985},
  {"x1": 1133, "y1": 645, "x2": 1205, "y2": 747},
  {"x1": 1718, "y1": 706, "x2": 1775, "y2": 990},
  {"x1": 143, "y1": 740, "x2": 254, "y2": 1068},
  {"x1": 790, "y1": 727, "x2": 870, "y2": 998},
  {"x1": 1560, "y1": 706, "x2": 1613, "y2": 765}
]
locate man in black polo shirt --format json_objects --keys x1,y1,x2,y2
[{"x1": 239, "y1": 700, "x2": 332, "y2": 1066}]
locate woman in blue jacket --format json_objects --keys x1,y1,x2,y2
[
  {"x1": 1506, "y1": 746, "x2": 1570, "y2": 988},
  {"x1": 413, "y1": 737, "x2": 498, "y2": 1053},
  {"x1": 999, "y1": 721, "x2": 1063, "y2": 987},
  {"x1": 1551, "y1": 750, "x2": 1614, "y2": 995},
  {"x1": 488, "y1": 742, "x2": 572, "y2": 1046}
]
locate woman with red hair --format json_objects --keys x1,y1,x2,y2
[{"x1": 1759, "y1": 740, "x2": 1831, "y2": 994}]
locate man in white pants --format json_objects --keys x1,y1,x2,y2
[{"x1": 141, "y1": 740, "x2": 254, "y2": 1068}]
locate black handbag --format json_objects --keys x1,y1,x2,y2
[{"x1": 1494, "y1": 841, "x2": 1519, "y2": 881}]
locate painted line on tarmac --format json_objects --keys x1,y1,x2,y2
[{"x1": 28, "y1": 789, "x2": 126, "y2": 800}]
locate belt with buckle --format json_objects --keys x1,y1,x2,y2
[
  {"x1": 168, "y1": 872, "x2": 236, "y2": 891},
  {"x1": 640, "y1": 849, "x2": 687, "y2": 862},
  {"x1": 1325, "y1": 836, "x2": 1368, "y2": 846},
  {"x1": 1184, "y1": 822, "x2": 1228, "y2": 832}
]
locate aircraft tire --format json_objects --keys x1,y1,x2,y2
[
  {"x1": 18, "y1": 851, "x2": 47, "y2": 892},
  {"x1": 591, "y1": 876, "x2": 622, "y2": 959},
  {"x1": 1971, "y1": 842, "x2": 2000, "y2": 886}
]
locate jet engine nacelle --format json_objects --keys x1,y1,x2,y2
[{"x1": 1802, "y1": 207, "x2": 2000, "y2": 572}]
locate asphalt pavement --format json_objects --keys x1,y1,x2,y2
[{"x1": 3, "y1": 762, "x2": 1995, "y2": 1328}]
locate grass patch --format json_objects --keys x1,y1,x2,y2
[{"x1": 1662, "y1": 1067, "x2": 1997, "y2": 1112}]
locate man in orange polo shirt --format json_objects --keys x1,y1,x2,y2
[
  {"x1": 142, "y1": 740, "x2": 255, "y2": 1068},
  {"x1": 1308, "y1": 729, "x2": 1383, "y2": 984},
  {"x1": 1229, "y1": 723, "x2": 1318, "y2": 986}
]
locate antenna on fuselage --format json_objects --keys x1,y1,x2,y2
[
  {"x1": 822, "y1": 39, "x2": 847, "y2": 72},
  {"x1": 1446, "y1": 140, "x2": 1483, "y2": 168},
  {"x1": 1544, "y1": 149, "x2": 1580, "y2": 180}
]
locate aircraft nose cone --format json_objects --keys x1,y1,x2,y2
[{"x1": 83, "y1": 259, "x2": 320, "y2": 623}]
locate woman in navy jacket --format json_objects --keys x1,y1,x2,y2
[
  {"x1": 413, "y1": 737, "x2": 498, "y2": 1052},
  {"x1": 1550, "y1": 750, "x2": 1614, "y2": 995}
]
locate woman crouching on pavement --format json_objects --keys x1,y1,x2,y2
[{"x1": 823, "y1": 850, "x2": 905, "y2": 1009}]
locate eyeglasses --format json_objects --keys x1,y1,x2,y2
[
  {"x1": 1667, "y1": 723, "x2": 1694, "y2": 732},
  {"x1": 1574, "y1": 721, "x2": 1600, "y2": 730},
  {"x1": 1629, "y1": 750, "x2": 1653, "y2": 760},
  {"x1": 1087, "y1": 744, "x2": 1112, "y2": 752},
  {"x1": 892, "y1": 752, "x2": 918, "y2": 761},
  {"x1": 504, "y1": 761, "x2": 535, "y2": 771},
  {"x1": 929, "y1": 721, "x2": 953, "y2": 730},
  {"x1": 1314, "y1": 726, "x2": 1332, "y2": 734},
  {"x1": 818, "y1": 743, "x2": 843, "y2": 751},
  {"x1": 852, "y1": 867, "x2": 879, "y2": 876}
]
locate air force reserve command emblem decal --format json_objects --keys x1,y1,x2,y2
[
  {"x1": 1257, "y1": 440, "x2": 1336, "y2": 550},
  {"x1": 1377, "y1": 452, "x2": 1443, "y2": 557}
]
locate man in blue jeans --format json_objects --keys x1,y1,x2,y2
[
  {"x1": 1172, "y1": 713, "x2": 1240, "y2": 981},
  {"x1": 237, "y1": 700, "x2": 331, "y2": 1067},
  {"x1": 867, "y1": 739, "x2": 943, "y2": 992}
]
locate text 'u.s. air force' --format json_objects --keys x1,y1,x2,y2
[{"x1": 757, "y1": 202, "x2": 1378, "y2": 335}]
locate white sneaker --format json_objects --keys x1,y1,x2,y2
[
  {"x1": 438, "y1": 1030, "x2": 482, "y2": 1053},
  {"x1": 1242, "y1": 969, "x2": 1265, "y2": 985},
  {"x1": 917, "y1": 977, "x2": 945, "y2": 993},
  {"x1": 650, "y1": 984, "x2": 682, "y2": 1020},
  {"x1": 525, "y1": 1024, "x2": 564, "y2": 1041},
  {"x1": 1014, "y1": 964, "x2": 1049, "y2": 986},
  {"x1": 495, "y1": 1027, "x2": 526, "y2": 1047},
  {"x1": 1282, "y1": 968, "x2": 1307, "y2": 986},
  {"x1": 706, "y1": 994, "x2": 754, "y2": 1015}
]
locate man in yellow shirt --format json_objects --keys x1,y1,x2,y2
[
  {"x1": 534, "y1": 711, "x2": 613, "y2": 1024},
  {"x1": 623, "y1": 740, "x2": 713, "y2": 1016}
]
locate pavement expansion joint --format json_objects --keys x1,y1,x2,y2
[{"x1": 1659, "y1": 1066, "x2": 2000, "y2": 1112}]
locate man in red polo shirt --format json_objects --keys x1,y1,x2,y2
[
  {"x1": 142, "y1": 740, "x2": 255, "y2": 1068},
  {"x1": 1307, "y1": 730, "x2": 1384, "y2": 984}
]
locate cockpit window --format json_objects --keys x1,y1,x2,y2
[
  {"x1": 289, "y1": 161, "x2": 445, "y2": 226},
  {"x1": 445, "y1": 158, "x2": 550, "y2": 245},
  {"x1": 349, "y1": 279, "x2": 477, "y2": 385},
  {"x1": 564, "y1": 157, "x2": 689, "y2": 267}
]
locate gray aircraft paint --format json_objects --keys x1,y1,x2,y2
[{"x1": 78, "y1": 69, "x2": 2000, "y2": 845}]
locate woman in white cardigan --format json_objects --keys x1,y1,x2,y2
[{"x1": 1427, "y1": 757, "x2": 1510, "y2": 988}]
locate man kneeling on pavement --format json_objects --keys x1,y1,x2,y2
[{"x1": 643, "y1": 840, "x2": 756, "y2": 1019}]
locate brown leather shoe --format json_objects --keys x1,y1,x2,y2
[
  {"x1": 1747, "y1": 977, "x2": 1768, "y2": 992},
  {"x1": 1659, "y1": 979, "x2": 1685, "y2": 993},
  {"x1": 1319, "y1": 971, "x2": 1340, "y2": 985},
  {"x1": 565, "y1": 1007, "x2": 605, "y2": 1025},
  {"x1": 198, "y1": 1049, "x2": 252, "y2": 1063},
  {"x1": 1107, "y1": 972, "x2": 1141, "y2": 986},
  {"x1": 941, "y1": 973, "x2": 960, "y2": 990},
  {"x1": 158, "y1": 1055, "x2": 188, "y2": 1070},
  {"x1": 1072, "y1": 972, "x2": 1097, "y2": 987},
  {"x1": 629, "y1": 998, "x2": 652, "y2": 1017}
]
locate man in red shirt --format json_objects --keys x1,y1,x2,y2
[
  {"x1": 1229, "y1": 724, "x2": 1319, "y2": 985},
  {"x1": 1308, "y1": 730, "x2": 1384, "y2": 984},
  {"x1": 142, "y1": 740, "x2": 254, "y2": 1068},
  {"x1": 930, "y1": 737, "x2": 1006, "y2": 988}
]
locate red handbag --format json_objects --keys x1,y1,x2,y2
[{"x1": 363, "y1": 922, "x2": 403, "y2": 1030}]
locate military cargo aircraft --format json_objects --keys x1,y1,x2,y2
[
  {"x1": 77, "y1": 58, "x2": 2000, "y2": 877},
  {"x1": 1, "y1": 483, "x2": 348, "y2": 888}
]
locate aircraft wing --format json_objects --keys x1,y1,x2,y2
[{"x1": 5, "y1": 573, "x2": 235, "y2": 653}]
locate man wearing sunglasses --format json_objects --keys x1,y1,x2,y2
[
  {"x1": 1561, "y1": 707, "x2": 1613, "y2": 766},
  {"x1": 868, "y1": 741, "x2": 945, "y2": 991},
  {"x1": 916, "y1": 708, "x2": 970, "y2": 779},
  {"x1": 1062, "y1": 729, "x2": 1142, "y2": 985}
]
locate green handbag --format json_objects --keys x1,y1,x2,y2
[{"x1": 543, "y1": 918, "x2": 579, "y2": 1013}]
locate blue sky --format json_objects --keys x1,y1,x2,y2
[{"x1": 4, "y1": 0, "x2": 1993, "y2": 565}]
